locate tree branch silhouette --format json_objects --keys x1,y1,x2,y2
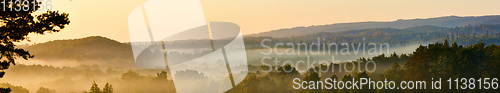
[{"x1": 0, "y1": 0, "x2": 70, "y2": 92}]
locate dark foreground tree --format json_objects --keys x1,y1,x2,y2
[
  {"x1": 302, "y1": 72, "x2": 322, "y2": 93},
  {"x1": 323, "y1": 74, "x2": 338, "y2": 93},
  {"x1": 89, "y1": 81, "x2": 101, "y2": 93},
  {"x1": 102, "y1": 83, "x2": 113, "y2": 93},
  {"x1": 0, "y1": 0, "x2": 70, "y2": 92}
]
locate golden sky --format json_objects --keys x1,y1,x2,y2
[{"x1": 22, "y1": 0, "x2": 500, "y2": 43}]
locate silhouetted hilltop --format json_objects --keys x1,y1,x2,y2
[{"x1": 25, "y1": 36, "x2": 134, "y2": 61}]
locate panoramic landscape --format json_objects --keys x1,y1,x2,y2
[
  {"x1": 1, "y1": 0, "x2": 500, "y2": 93},
  {"x1": 0, "y1": 15, "x2": 499, "y2": 92}
]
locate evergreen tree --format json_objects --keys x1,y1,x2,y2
[
  {"x1": 349, "y1": 71, "x2": 375, "y2": 93},
  {"x1": 89, "y1": 81, "x2": 101, "y2": 93},
  {"x1": 302, "y1": 72, "x2": 322, "y2": 93},
  {"x1": 102, "y1": 83, "x2": 113, "y2": 93},
  {"x1": 378, "y1": 61, "x2": 404, "y2": 93},
  {"x1": 323, "y1": 74, "x2": 338, "y2": 93},
  {"x1": 337, "y1": 74, "x2": 352, "y2": 93}
]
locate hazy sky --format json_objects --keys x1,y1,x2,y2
[{"x1": 22, "y1": 0, "x2": 500, "y2": 43}]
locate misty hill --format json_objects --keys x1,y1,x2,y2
[
  {"x1": 248, "y1": 15, "x2": 500, "y2": 37},
  {"x1": 26, "y1": 36, "x2": 133, "y2": 61},
  {"x1": 24, "y1": 36, "x2": 138, "y2": 68}
]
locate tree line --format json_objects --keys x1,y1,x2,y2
[{"x1": 226, "y1": 40, "x2": 500, "y2": 93}]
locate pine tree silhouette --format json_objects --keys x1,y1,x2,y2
[
  {"x1": 89, "y1": 81, "x2": 101, "y2": 93},
  {"x1": 103, "y1": 83, "x2": 113, "y2": 93}
]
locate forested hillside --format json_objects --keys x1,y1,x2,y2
[
  {"x1": 26, "y1": 36, "x2": 133, "y2": 61},
  {"x1": 226, "y1": 41, "x2": 500, "y2": 93},
  {"x1": 24, "y1": 36, "x2": 138, "y2": 68}
]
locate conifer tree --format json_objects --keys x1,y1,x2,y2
[
  {"x1": 89, "y1": 81, "x2": 101, "y2": 93},
  {"x1": 102, "y1": 83, "x2": 113, "y2": 93}
]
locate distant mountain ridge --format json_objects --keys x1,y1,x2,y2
[
  {"x1": 290, "y1": 25, "x2": 447, "y2": 40},
  {"x1": 247, "y1": 15, "x2": 500, "y2": 37}
]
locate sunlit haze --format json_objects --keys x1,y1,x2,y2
[{"x1": 22, "y1": 0, "x2": 500, "y2": 43}]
